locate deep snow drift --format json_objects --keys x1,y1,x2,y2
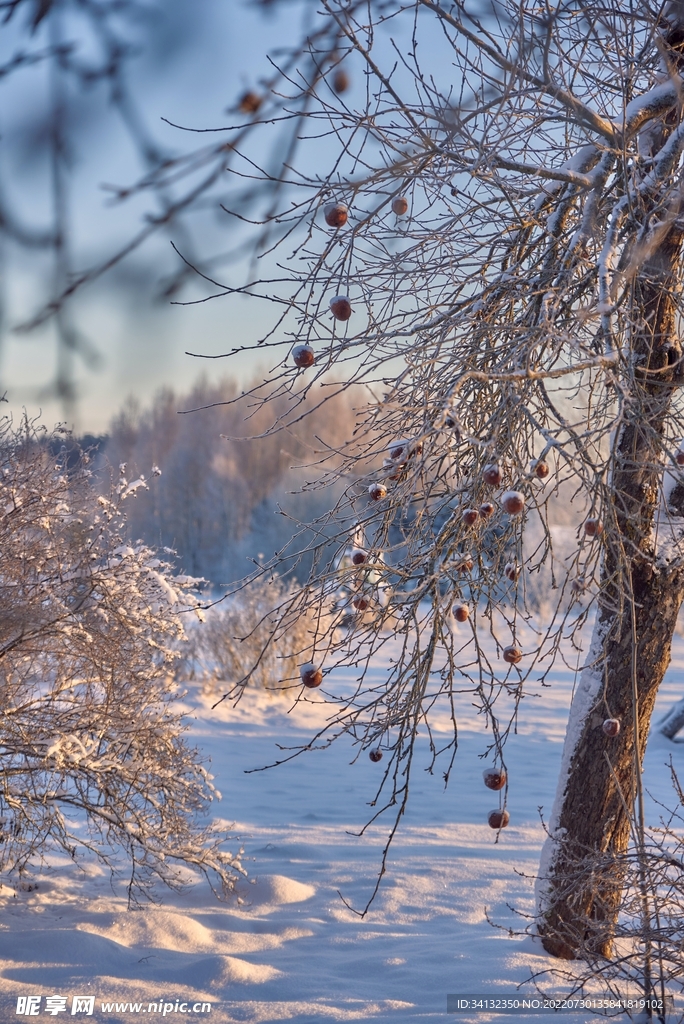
[{"x1": 0, "y1": 621, "x2": 682, "y2": 1023}]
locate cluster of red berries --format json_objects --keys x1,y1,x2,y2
[
  {"x1": 290, "y1": 197, "x2": 411, "y2": 369},
  {"x1": 483, "y1": 768, "x2": 509, "y2": 828}
]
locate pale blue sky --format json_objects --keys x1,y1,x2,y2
[{"x1": 0, "y1": 0, "x2": 322, "y2": 433}]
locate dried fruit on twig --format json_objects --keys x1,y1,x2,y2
[
  {"x1": 488, "y1": 809, "x2": 510, "y2": 829},
  {"x1": 238, "y1": 91, "x2": 262, "y2": 114},
  {"x1": 584, "y1": 517, "x2": 603, "y2": 537},
  {"x1": 602, "y1": 718, "x2": 620, "y2": 737},
  {"x1": 383, "y1": 458, "x2": 402, "y2": 481},
  {"x1": 532, "y1": 459, "x2": 549, "y2": 478},
  {"x1": 352, "y1": 594, "x2": 371, "y2": 611},
  {"x1": 502, "y1": 490, "x2": 525, "y2": 515},
  {"x1": 462, "y1": 508, "x2": 479, "y2": 527},
  {"x1": 351, "y1": 549, "x2": 367, "y2": 565},
  {"x1": 502, "y1": 645, "x2": 522, "y2": 665},
  {"x1": 330, "y1": 295, "x2": 352, "y2": 321},
  {"x1": 479, "y1": 502, "x2": 495, "y2": 518},
  {"x1": 324, "y1": 203, "x2": 348, "y2": 228},
  {"x1": 368, "y1": 482, "x2": 387, "y2": 501},
  {"x1": 332, "y1": 68, "x2": 349, "y2": 93},
  {"x1": 389, "y1": 438, "x2": 422, "y2": 461},
  {"x1": 292, "y1": 344, "x2": 315, "y2": 368},
  {"x1": 483, "y1": 463, "x2": 502, "y2": 486},
  {"x1": 453, "y1": 603, "x2": 469, "y2": 622},
  {"x1": 300, "y1": 663, "x2": 323, "y2": 688},
  {"x1": 483, "y1": 767, "x2": 507, "y2": 791},
  {"x1": 392, "y1": 196, "x2": 409, "y2": 216},
  {"x1": 369, "y1": 748, "x2": 383, "y2": 762},
  {"x1": 504, "y1": 562, "x2": 520, "y2": 581}
]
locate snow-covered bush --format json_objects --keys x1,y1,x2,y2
[
  {"x1": 179, "y1": 575, "x2": 335, "y2": 696},
  {"x1": 0, "y1": 418, "x2": 242, "y2": 901}
]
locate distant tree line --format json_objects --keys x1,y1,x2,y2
[{"x1": 92, "y1": 377, "x2": 358, "y2": 586}]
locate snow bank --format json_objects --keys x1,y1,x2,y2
[{"x1": 0, "y1": 627, "x2": 680, "y2": 1022}]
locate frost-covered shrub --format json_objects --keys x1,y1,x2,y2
[
  {"x1": 0, "y1": 419, "x2": 242, "y2": 901},
  {"x1": 179, "y1": 576, "x2": 334, "y2": 696}
]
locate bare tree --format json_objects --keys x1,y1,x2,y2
[
  {"x1": 19, "y1": 0, "x2": 684, "y2": 971},
  {"x1": 0, "y1": 416, "x2": 243, "y2": 901},
  {"x1": 143, "y1": 0, "x2": 684, "y2": 969}
]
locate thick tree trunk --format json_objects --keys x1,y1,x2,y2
[{"x1": 537, "y1": 219, "x2": 684, "y2": 960}]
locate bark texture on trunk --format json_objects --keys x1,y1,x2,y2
[{"x1": 537, "y1": 214, "x2": 684, "y2": 960}]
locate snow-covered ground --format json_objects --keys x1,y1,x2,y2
[{"x1": 1, "y1": 622, "x2": 683, "y2": 1024}]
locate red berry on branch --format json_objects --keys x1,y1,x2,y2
[
  {"x1": 382, "y1": 458, "x2": 402, "y2": 481},
  {"x1": 332, "y1": 69, "x2": 349, "y2": 93},
  {"x1": 369, "y1": 748, "x2": 383, "y2": 762},
  {"x1": 584, "y1": 517, "x2": 603, "y2": 537},
  {"x1": 330, "y1": 295, "x2": 352, "y2": 320},
  {"x1": 502, "y1": 490, "x2": 525, "y2": 515},
  {"x1": 479, "y1": 502, "x2": 495, "y2": 518},
  {"x1": 483, "y1": 768, "x2": 507, "y2": 791},
  {"x1": 602, "y1": 718, "x2": 620, "y2": 737},
  {"x1": 368, "y1": 483, "x2": 387, "y2": 501},
  {"x1": 462, "y1": 508, "x2": 479, "y2": 527},
  {"x1": 502, "y1": 645, "x2": 522, "y2": 665},
  {"x1": 453, "y1": 603, "x2": 469, "y2": 622},
  {"x1": 532, "y1": 459, "x2": 549, "y2": 478},
  {"x1": 292, "y1": 344, "x2": 315, "y2": 368},
  {"x1": 392, "y1": 196, "x2": 409, "y2": 216},
  {"x1": 238, "y1": 91, "x2": 262, "y2": 114},
  {"x1": 504, "y1": 562, "x2": 520, "y2": 581},
  {"x1": 300, "y1": 663, "x2": 323, "y2": 688},
  {"x1": 324, "y1": 203, "x2": 348, "y2": 228},
  {"x1": 483, "y1": 463, "x2": 502, "y2": 486},
  {"x1": 488, "y1": 809, "x2": 510, "y2": 829},
  {"x1": 351, "y1": 549, "x2": 367, "y2": 565}
]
